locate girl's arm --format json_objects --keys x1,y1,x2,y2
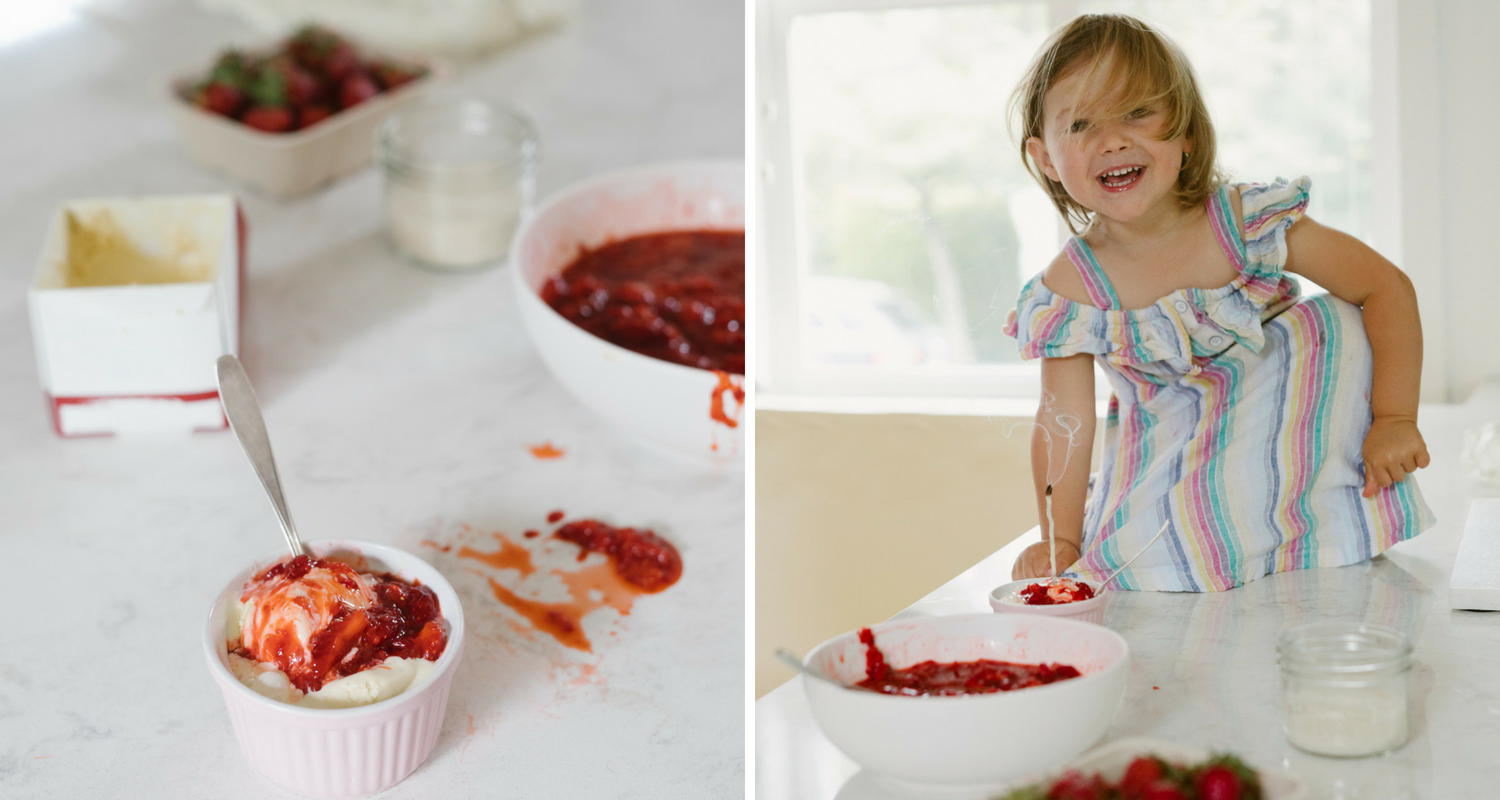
[
  {"x1": 1013, "y1": 352, "x2": 1096, "y2": 580},
  {"x1": 1283, "y1": 217, "x2": 1431, "y2": 497}
]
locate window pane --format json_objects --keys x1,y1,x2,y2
[
  {"x1": 1085, "y1": 0, "x2": 1372, "y2": 243},
  {"x1": 788, "y1": 4, "x2": 1052, "y2": 370}
]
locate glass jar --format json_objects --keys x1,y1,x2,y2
[
  {"x1": 1277, "y1": 621, "x2": 1413, "y2": 757},
  {"x1": 377, "y1": 100, "x2": 539, "y2": 271}
]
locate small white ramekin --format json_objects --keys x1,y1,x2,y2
[
  {"x1": 989, "y1": 578, "x2": 1108, "y2": 625},
  {"x1": 204, "y1": 539, "x2": 465, "y2": 798}
]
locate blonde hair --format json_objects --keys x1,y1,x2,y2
[{"x1": 1010, "y1": 14, "x2": 1224, "y2": 234}]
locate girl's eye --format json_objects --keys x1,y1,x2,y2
[
  {"x1": 1069, "y1": 119, "x2": 1089, "y2": 133},
  {"x1": 1129, "y1": 107, "x2": 1152, "y2": 119}
]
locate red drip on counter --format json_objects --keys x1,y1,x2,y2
[
  {"x1": 1019, "y1": 578, "x2": 1096, "y2": 605},
  {"x1": 236, "y1": 555, "x2": 447, "y2": 694},
  {"x1": 555, "y1": 519, "x2": 683, "y2": 593},
  {"x1": 540, "y1": 230, "x2": 745, "y2": 375},
  {"x1": 710, "y1": 370, "x2": 745, "y2": 429},
  {"x1": 854, "y1": 627, "x2": 1080, "y2": 697}
]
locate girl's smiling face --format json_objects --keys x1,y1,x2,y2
[{"x1": 1026, "y1": 60, "x2": 1191, "y2": 227}]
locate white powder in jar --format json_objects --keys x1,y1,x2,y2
[
  {"x1": 385, "y1": 179, "x2": 522, "y2": 269},
  {"x1": 1282, "y1": 683, "x2": 1409, "y2": 756}
]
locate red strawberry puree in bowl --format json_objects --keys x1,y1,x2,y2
[
  {"x1": 854, "y1": 627, "x2": 1082, "y2": 697},
  {"x1": 204, "y1": 540, "x2": 466, "y2": 798},
  {"x1": 540, "y1": 230, "x2": 745, "y2": 375}
]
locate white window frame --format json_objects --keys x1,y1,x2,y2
[{"x1": 755, "y1": 0, "x2": 1443, "y2": 403}]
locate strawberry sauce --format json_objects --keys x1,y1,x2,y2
[
  {"x1": 540, "y1": 230, "x2": 745, "y2": 374},
  {"x1": 854, "y1": 627, "x2": 1081, "y2": 697},
  {"x1": 1019, "y1": 578, "x2": 1096, "y2": 605},
  {"x1": 555, "y1": 519, "x2": 683, "y2": 593},
  {"x1": 235, "y1": 555, "x2": 447, "y2": 694}
]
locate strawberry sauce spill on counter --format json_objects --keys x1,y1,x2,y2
[
  {"x1": 235, "y1": 555, "x2": 446, "y2": 693},
  {"x1": 854, "y1": 627, "x2": 1080, "y2": 697},
  {"x1": 451, "y1": 518, "x2": 683, "y2": 652},
  {"x1": 554, "y1": 519, "x2": 683, "y2": 593},
  {"x1": 540, "y1": 231, "x2": 745, "y2": 375}
]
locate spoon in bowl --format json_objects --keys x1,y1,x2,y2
[
  {"x1": 775, "y1": 648, "x2": 848, "y2": 688},
  {"x1": 216, "y1": 354, "x2": 306, "y2": 559}
]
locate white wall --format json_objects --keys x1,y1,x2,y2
[{"x1": 1436, "y1": 0, "x2": 1500, "y2": 401}]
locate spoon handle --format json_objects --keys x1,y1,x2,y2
[
  {"x1": 776, "y1": 648, "x2": 845, "y2": 688},
  {"x1": 217, "y1": 355, "x2": 305, "y2": 559},
  {"x1": 1100, "y1": 519, "x2": 1171, "y2": 589}
]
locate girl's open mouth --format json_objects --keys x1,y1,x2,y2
[{"x1": 1097, "y1": 166, "x2": 1144, "y2": 192}]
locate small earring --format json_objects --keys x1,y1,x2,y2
[{"x1": 1182, "y1": 152, "x2": 1190, "y2": 166}]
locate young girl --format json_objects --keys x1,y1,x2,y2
[{"x1": 1004, "y1": 14, "x2": 1434, "y2": 591}]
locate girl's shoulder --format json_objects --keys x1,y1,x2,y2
[{"x1": 1038, "y1": 248, "x2": 1094, "y2": 307}]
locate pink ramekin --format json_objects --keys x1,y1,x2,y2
[
  {"x1": 203, "y1": 539, "x2": 465, "y2": 798},
  {"x1": 989, "y1": 578, "x2": 1108, "y2": 625}
]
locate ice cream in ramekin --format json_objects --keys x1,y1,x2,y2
[
  {"x1": 225, "y1": 552, "x2": 447, "y2": 709},
  {"x1": 204, "y1": 540, "x2": 465, "y2": 798}
]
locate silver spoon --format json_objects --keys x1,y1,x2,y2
[
  {"x1": 775, "y1": 648, "x2": 847, "y2": 688},
  {"x1": 1098, "y1": 519, "x2": 1171, "y2": 589},
  {"x1": 216, "y1": 354, "x2": 306, "y2": 559}
]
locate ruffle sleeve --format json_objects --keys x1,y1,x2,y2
[
  {"x1": 1004, "y1": 275, "x2": 1194, "y2": 371},
  {"x1": 1237, "y1": 176, "x2": 1311, "y2": 291}
]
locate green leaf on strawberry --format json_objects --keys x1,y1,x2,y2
[
  {"x1": 207, "y1": 50, "x2": 251, "y2": 87},
  {"x1": 245, "y1": 65, "x2": 287, "y2": 108}
]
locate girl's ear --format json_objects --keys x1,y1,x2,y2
[{"x1": 1026, "y1": 137, "x2": 1061, "y2": 183}]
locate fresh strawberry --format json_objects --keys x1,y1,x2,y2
[
  {"x1": 323, "y1": 43, "x2": 361, "y2": 82},
  {"x1": 338, "y1": 72, "x2": 379, "y2": 109},
  {"x1": 242, "y1": 105, "x2": 293, "y2": 133},
  {"x1": 1141, "y1": 780, "x2": 1188, "y2": 800},
  {"x1": 1120, "y1": 756, "x2": 1167, "y2": 799},
  {"x1": 200, "y1": 81, "x2": 244, "y2": 117},
  {"x1": 298, "y1": 104, "x2": 334, "y2": 128},
  {"x1": 1194, "y1": 765, "x2": 1243, "y2": 800},
  {"x1": 272, "y1": 57, "x2": 320, "y2": 105},
  {"x1": 290, "y1": 25, "x2": 360, "y2": 81},
  {"x1": 1045, "y1": 771, "x2": 1107, "y2": 800}
]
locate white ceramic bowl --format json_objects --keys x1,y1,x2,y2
[
  {"x1": 508, "y1": 160, "x2": 745, "y2": 459},
  {"x1": 204, "y1": 540, "x2": 465, "y2": 798},
  {"x1": 802, "y1": 613, "x2": 1128, "y2": 790},
  {"x1": 989, "y1": 578, "x2": 1108, "y2": 625}
]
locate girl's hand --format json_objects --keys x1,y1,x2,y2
[
  {"x1": 1012, "y1": 539, "x2": 1082, "y2": 580},
  {"x1": 1362, "y1": 415, "x2": 1431, "y2": 498}
]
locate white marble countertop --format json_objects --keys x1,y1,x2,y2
[
  {"x1": 0, "y1": 1, "x2": 744, "y2": 797},
  {"x1": 757, "y1": 392, "x2": 1500, "y2": 800}
]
